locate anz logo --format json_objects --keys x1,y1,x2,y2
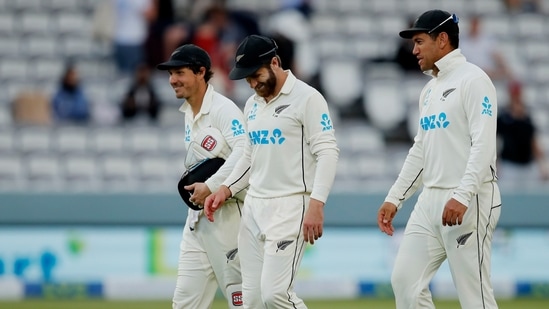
[
  {"x1": 481, "y1": 96, "x2": 493, "y2": 116},
  {"x1": 420, "y1": 112, "x2": 450, "y2": 131},
  {"x1": 231, "y1": 119, "x2": 245, "y2": 136},
  {"x1": 248, "y1": 129, "x2": 286, "y2": 145},
  {"x1": 185, "y1": 124, "x2": 191, "y2": 141},
  {"x1": 320, "y1": 113, "x2": 333, "y2": 131},
  {"x1": 248, "y1": 103, "x2": 258, "y2": 121}
]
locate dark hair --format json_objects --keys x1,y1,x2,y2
[
  {"x1": 187, "y1": 65, "x2": 214, "y2": 82},
  {"x1": 429, "y1": 32, "x2": 459, "y2": 49}
]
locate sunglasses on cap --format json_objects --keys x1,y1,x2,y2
[{"x1": 428, "y1": 13, "x2": 459, "y2": 34}]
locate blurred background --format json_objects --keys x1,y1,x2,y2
[{"x1": 1, "y1": 0, "x2": 549, "y2": 304}]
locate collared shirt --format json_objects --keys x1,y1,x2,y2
[
  {"x1": 179, "y1": 84, "x2": 248, "y2": 194},
  {"x1": 386, "y1": 49, "x2": 499, "y2": 208},
  {"x1": 222, "y1": 71, "x2": 339, "y2": 202}
]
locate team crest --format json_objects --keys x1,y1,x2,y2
[{"x1": 201, "y1": 135, "x2": 217, "y2": 151}]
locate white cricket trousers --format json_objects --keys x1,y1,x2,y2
[
  {"x1": 391, "y1": 182, "x2": 501, "y2": 309},
  {"x1": 238, "y1": 194, "x2": 309, "y2": 309},
  {"x1": 172, "y1": 200, "x2": 243, "y2": 309}
]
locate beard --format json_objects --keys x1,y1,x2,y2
[{"x1": 254, "y1": 67, "x2": 277, "y2": 98}]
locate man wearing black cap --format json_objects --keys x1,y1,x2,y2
[
  {"x1": 204, "y1": 34, "x2": 339, "y2": 308},
  {"x1": 157, "y1": 44, "x2": 247, "y2": 309},
  {"x1": 376, "y1": 10, "x2": 501, "y2": 309}
]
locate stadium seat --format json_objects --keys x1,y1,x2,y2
[
  {"x1": 54, "y1": 125, "x2": 90, "y2": 154},
  {"x1": 0, "y1": 154, "x2": 25, "y2": 190},
  {"x1": 0, "y1": 130, "x2": 15, "y2": 153},
  {"x1": 363, "y1": 79, "x2": 406, "y2": 132},
  {"x1": 25, "y1": 154, "x2": 63, "y2": 191},
  {"x1": 17, "y1": 127, "x2": 52, "y2": 154},
  {"x1": 22, "y1": 35, "x2": 59, "y2": 58},
  {"x1": 62, "y1": 154, "x2": 101, "y2": 190},
  {"x1": 99, "y1": 155, "x2": 137, "y2": 191},
  {"x1": 18, "y1": 12, "x2": 52, "y2": 35},
  {"x1": 0, "y1": 13, "x2": 14, "y2": 34},
  {"x1": 319, "y1": 58, "x2": 364, "y2": 108},
  {"x1": 90, "y1": 128, "x2": 126, "y2": 155},
  {"x1": 127, "y1": 128, "x2": 161, "y2": 155},
  {"x1": 135, "y1": 155, "x2": 173, "y2": 191}
]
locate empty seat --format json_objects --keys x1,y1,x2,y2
[
  {"x1": 17, "y1": 127, "x2": 52, "y2": 154},
  {"x1": 163, "y1": 129, "x2": 187, "y2": 156},
  {"x1": 32, "y1": 58, "x2": 65, "y2": 81},
  {"x1": 99, "y1": 155, "x2": 137, "y2": 191},
  {"x1": 54, "y1": 126, "x2": 89, "y2": 154},
  {"x1": 22, "y1": 36, "x2": 59, "y2": 58},
  {"x1": 0, "y1": 154, "x2": 25, "y2": 190},
  {"x1": 319, "y1": 58, "x2": 364, "y2": 108},
  {"x1": 53, "y1": 12, "x2": 91, "y2": 35},
  {"x1": 90, "y1": 128, "x2": 126, "y2": 154},
  {"x1": 25, "y1": 154, "x2": 63, "y2": 191},
  {"x1": 0, "y1": 37, "x2": 20, "y2": 57},
  {"x1": 127, "y1": 128, "x2": 161, "y2": 155},
  {"x1": 136, "y1": 156, "x2": 173, "y2": 191},
  {"x1": 515, "y1": 13, "x2": 546, "y2": 39},
  {"x1": 363, "y1": 79, "x2": 407, "y2": 132},
  {"x1": 0, "y1": 130, "x2": 15, "y2": 153},
  {"x1": 48, "y1": 0, "x2": 82, "y2": 12},
  {"x1": 0, "y1": 58, "x2": 28, "y2": 81},
  {"x1": 63, "y1": 154, "x2": 100, "y2": 191},
  {"x1": 18, "y1": 12, "x2": 52, "y2": 35},
  {"x1": 0, "y1": 14, "x2": 14, "y2": 34}
]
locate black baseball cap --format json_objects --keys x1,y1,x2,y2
[
  {"x1": 156, "y1": 44, "x2": 211, "y2": 70},
  {"x1": 228, "y1": 35, "x2": 278, "y2": 80},
  {"x1": 399, "y1": 10, "x2": 459, "y2": 39}
]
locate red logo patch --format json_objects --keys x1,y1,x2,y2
[
  {"x1": 232, "y1": 291, "x2": 243, "y2": 306},
  {"x1": 201, "y1": 135, "x2": 217, "y2": 151}
]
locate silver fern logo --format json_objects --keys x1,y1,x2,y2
[
  {"x1": 456, "y1": 232, "x2": 473, "y2": 248},
  {"x1": 226, "y1": 248, "x2": 238, "y2": 262},
  {"x1": 276, "y1": 240, "x2": 294, "y2": 252}
]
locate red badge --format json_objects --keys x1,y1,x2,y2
[
  {"x1": 232, "y1": 291, "x2": 243, "y2": 306},
  {"x1": 201, "y1": 135, "x2": 217, "y2": 151}
]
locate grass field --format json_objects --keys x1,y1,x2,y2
[{"x1": 0, "y1": 298, "x2": 548, "y2": 309}]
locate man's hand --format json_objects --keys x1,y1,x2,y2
[
  {"x1": 442, "y1": 198, "x2": 467, "y2": 226},
  {"x1": 203, "y1": 185, "x2": 232, "y2": 222},
  {"x1": 184, "y1": 182, "x2": 211, "y2": 207},
  {"x1": 303, "y1": 198, "x2": 324, "y2": 245},
  {"x1": 377, "y1": 202, "x2": 397, "y2": 236}
]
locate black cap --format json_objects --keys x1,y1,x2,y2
[
  {"x1": 156, "y1": 44, "x2": 211, "y2": 70},
  {"x1": 228, "y1": 35, "x2": 278, "y2": 80},
  {"x1": 399, "y1": 10, "x2": 459, "y2": 39}
]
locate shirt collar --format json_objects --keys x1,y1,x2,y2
[
  {"x1": 424, "y1": 49, "x2": 466, "y2": 78},
  {"x1": 178, "y1": 84, "x2": 214, "y2": 115}
]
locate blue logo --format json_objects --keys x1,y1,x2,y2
[
  {"x1": 421, "y1": 112, "x2": 450, "y2": 131},
  {"x1": 248, "y1": 129, "x2": 286, "y2": 145},
  {"x1": 248, "y1": 103, "x2": 258, "y2": 121},
  {"x1": 185, "y1": 124, "x2": 191, "y2": 141},
  {"x1": 320, "y1": 113, "x2": 333, "y2": 131},
  {"x1": 481, "y1": 96, "x2": 493, "y2": 116},
  {"x1": 231, "y1": 119, "x2": 245, "y2": 136}
]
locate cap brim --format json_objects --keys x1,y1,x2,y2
[
  {"x1": 399, "y1": 27, "x2": 430, "y2": 38},
  {"x1": 228, "y1": 64, "x2": 262, "y2": 80},
  {"x1": 156, "y1": 60, "x2": 192, "y2": 70}
]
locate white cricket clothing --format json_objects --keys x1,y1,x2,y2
[
  {"x1": 222, "y1": 71, "x2": 339, "y2": 203},
  {"x1": 221, "y1": 71, "x2": 338, "y2": 308},
  {"x1": 384, "y1": 49, "x2": 502, "y2": 309},
  {"x1": 172, "y1": 84, "x2": 246, "y2": 308},
  {"x1": 385, "y1": 49, "x2": 498, "y2": 208}
]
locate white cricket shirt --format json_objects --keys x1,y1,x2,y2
[
  {"x1": 386, "y1": 49, "x2": 498, "y2": 208},
  {"x1": 223, "y1": 71, "x2": 339, "y2": 203},
  {"x1": 179, "y1": 84, "x2": 248, "y2": 193}
]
